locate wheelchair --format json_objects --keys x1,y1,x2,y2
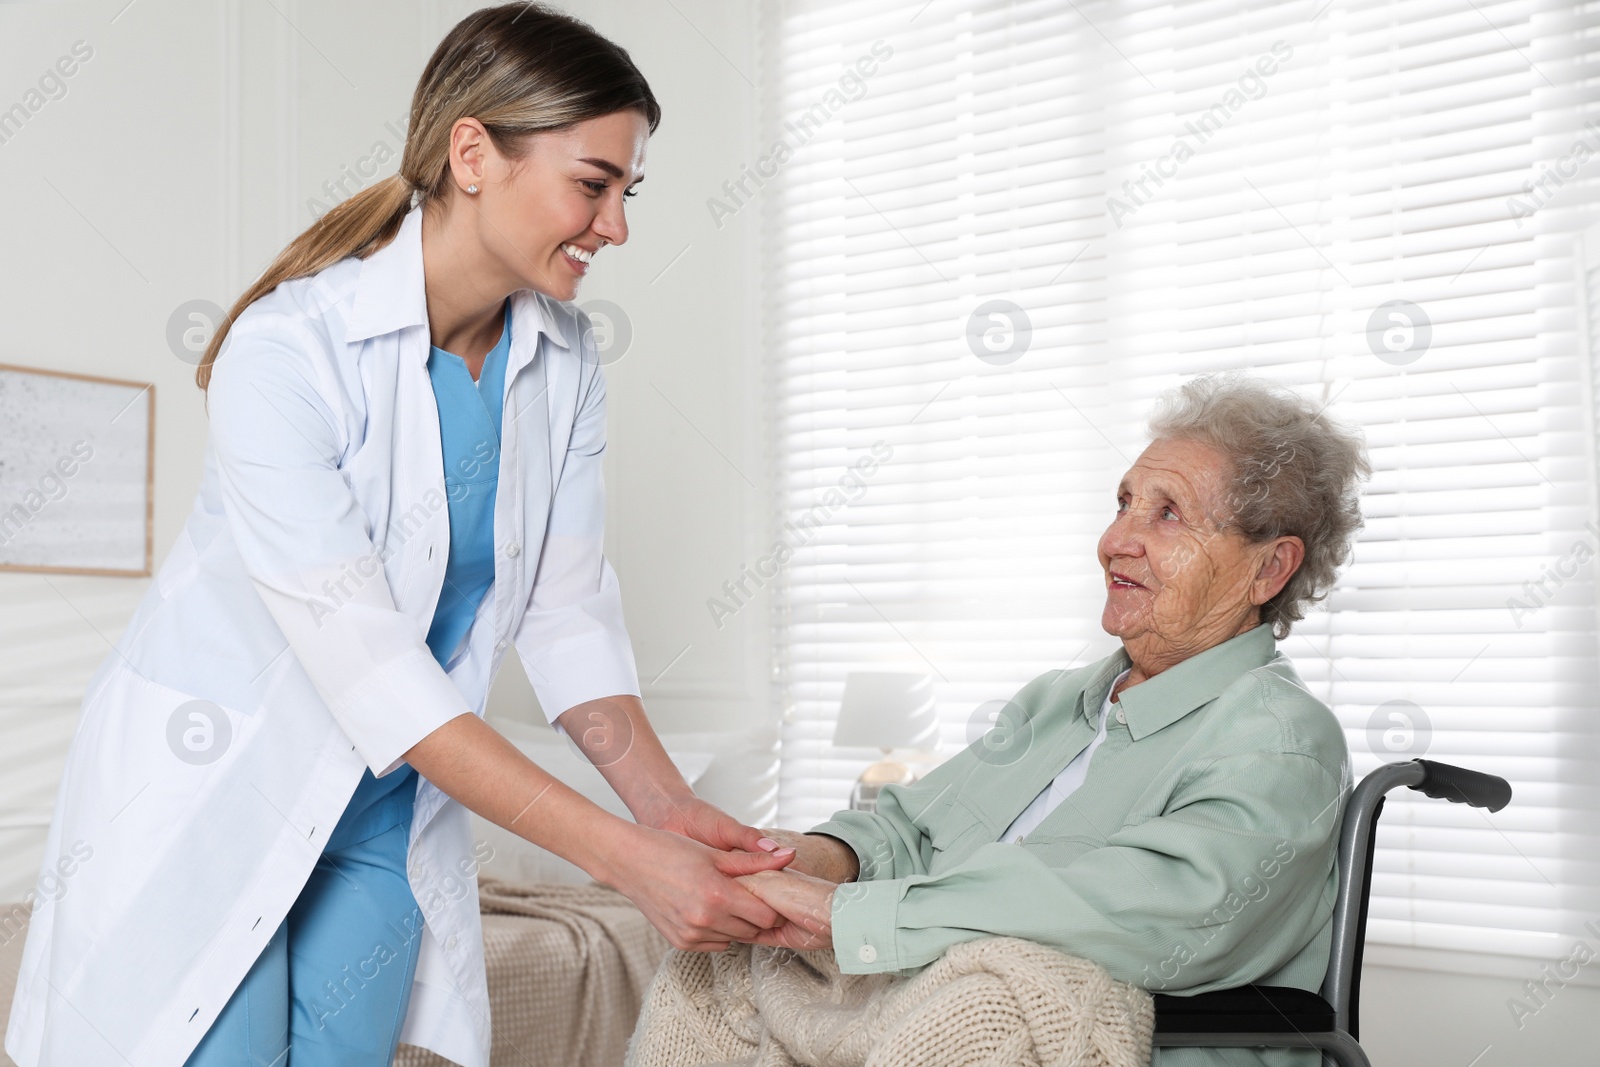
[{"x1": 1151, "y1": 758, "x2": 1513, "y2": 1067}]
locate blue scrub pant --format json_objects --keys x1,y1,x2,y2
[{"x1": 181, "y1": 816, "x2": 424, "y2": 1067}]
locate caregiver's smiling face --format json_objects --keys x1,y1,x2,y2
[
  {"x1": 1097, "y1": 436, "x2": 1268, "y2": 662},
  {"x1": 466, "y1": 108, "x2": 649, "y2": 302}
]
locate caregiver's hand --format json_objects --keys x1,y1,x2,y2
[
  {"x1": 555, "y1": 695, "x2": 796, "y2": 876},
  {"x1": 733, "y1": 868, "x2": 837, "y2": 951},
  {"x1": 400, "y1": 710, "x2": 792, "y2": 954},
  {"x1": 602, "y1": 823, "x2": 793, "y2": 952},
  {"x1": 642, "y1": 792, "x2": 798, "y2": 872}
]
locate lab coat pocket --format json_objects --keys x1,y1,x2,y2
[
  {"x1": 49, "y1": 660, "x2": 258, "y2": 960},
  {"x1": 85, "y1": 661, "x2": 253, "y2": 836}
]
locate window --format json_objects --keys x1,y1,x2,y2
[{"x1": 763, "y1": 0, "x2": 1600, "y2": 974}]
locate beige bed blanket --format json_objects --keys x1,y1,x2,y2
[
  {"x1": 397, "y1": 878, "x2": 670, "y2": 1067},
  {"x1": 625, "y1": 935, "x2": 1154, "y2": 1067}
]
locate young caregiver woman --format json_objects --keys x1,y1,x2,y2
[{"x1": 4, "y1": 5, "x2": 798, "y2": 1066}]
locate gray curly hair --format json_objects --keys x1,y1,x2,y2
[{"x1": 1147, "y1": 374, "x2": 1372, "y2": 639}]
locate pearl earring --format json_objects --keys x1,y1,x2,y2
[{"x1": 466, "y1": 184, "x2": 479, "y2": 194}]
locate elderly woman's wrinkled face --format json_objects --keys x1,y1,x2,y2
[{"x1": 1097, "y1": 437, "x2": 1272, "y2": 656}]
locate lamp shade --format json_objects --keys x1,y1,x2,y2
[{"x1": 832, "y1": 671, "x2": 938, "y2": 750}]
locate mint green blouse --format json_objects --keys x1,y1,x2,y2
[{"x1": 808, "y1": 623, "x2": 1352, "y2": 1067}]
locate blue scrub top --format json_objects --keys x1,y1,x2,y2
[{"x1": 323, "y1": 298, "x2": 512, "y2": 852}]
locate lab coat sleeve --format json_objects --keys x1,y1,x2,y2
[
  {"x1": 206, "y1": 315, "x2": 474, "y2": 777},
  {"x1": 828, "y1": 749, "x2": 1345, "y2": 995},
  {"x1": 511, "y1": 340, "x2": 640, "y2": 722}
]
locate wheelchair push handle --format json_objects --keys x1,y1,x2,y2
[{"x1": 1410, "y1": 758, "x2": 1511, "y2": 812}]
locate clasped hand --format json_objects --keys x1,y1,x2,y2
[
  {"x1": 731, "y1": 867, "x2": 837, "y2": 951},
  {"x1": 676, "y1": 806, "x2": 840, "y2": 952},
  {"x1": 625, "y1": 797, "x2": 839, "y2": 953}
]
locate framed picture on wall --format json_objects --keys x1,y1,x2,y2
[{"x1": 0, "y1": 362, "x2": 155, "y2": 577}]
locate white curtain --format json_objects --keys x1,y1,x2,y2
[{"x1": 761, "y1": 0, "x2": 1600, "y2": 973}]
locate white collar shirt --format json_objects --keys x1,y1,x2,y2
[{"x1": 998, "y1": 668, "x2": 1131, "y2": 843}]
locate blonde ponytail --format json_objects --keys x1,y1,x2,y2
[
  {"x1": 194, "y1": 1, "x2": 660, "y2": 393},
  {"x1": 194, "y1": 174, "x2": 413, "y2": 390}
]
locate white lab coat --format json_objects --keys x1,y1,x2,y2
[{"x1": 4, "y1": 203, "x2": 641, "y2": 1067}]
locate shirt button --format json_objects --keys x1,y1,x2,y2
[
  {"x1": 1014, "y1": 835, "x2": 1024, "y2": 844},
  {"x1": 1115, "y1": 707, "x2": 1126, "y2": 725},
  {"x1": 858, "y1": 944, "x2": 877, "y2": 963},
  {"x1": 506, "y1": 542, "x2": 521, "y2": 557},
  {"x1": 446, "y1": 934, "x2": 458, "y2": 950}
]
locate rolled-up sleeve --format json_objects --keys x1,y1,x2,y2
[
  {"x1": 511, "y1": 334, "x2": 640, "y2": 722},
  {"x1": 829, "y1": 749, "x2": 1344, "y2": 994},
  {"x1": 207, "y1": 316, "x2": 474, "y2": 778}
]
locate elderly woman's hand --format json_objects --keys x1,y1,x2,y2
[
  {"x1": 751, "y1": 827, "x2": 860, "y2": 882},
  {"x1": 732, "y1": 868, "x2": 836, "y2": 950}
]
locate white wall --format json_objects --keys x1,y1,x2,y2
[
  {"x1": 1360, "y1": 957, "x2": 1599, "y2": 1067},
  {"x1": 0, "y1": 2, "x2": 1594, "y2": 1064}
]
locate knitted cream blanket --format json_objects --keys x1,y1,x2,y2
[{"x1": 624, "y1": 935, "x2": 1153, "y2": 1067}]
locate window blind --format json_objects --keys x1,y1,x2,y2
[{"x1": 762, "y1": 0, "x2": 1600, "y2": 971}]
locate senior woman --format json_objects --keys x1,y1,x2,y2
[{"x1": 740, "y1": 373, "x2": 1371, "y2": 1067}]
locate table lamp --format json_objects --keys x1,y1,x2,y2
[{"x1": 832, "y1": 671, "x2": 938, "y2": 812}]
